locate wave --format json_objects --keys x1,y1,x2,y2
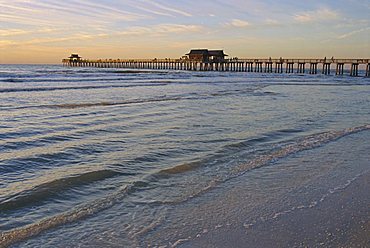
[
  {"x1": 31, "y1": 69, "x2": 170, "y2": 75},
  {"x1": 158, "y1": 161, "x2": 203, "y2": 175},
  {"x1": 0, "y1": 77, "x2": 170, "y2": 84},
  {"x1": 232, "y1": 125, "x2": 370, "y2": 175},
  {"x1": 112, "y1": 70, "x2": 170, "y2": 74},
  {"x1": 1, "y1": 124, "x2": 369, "y2": 247},
  {"x1": 0, "y1": 184, "x2": 132, "y2": 248},
  {"x1": 271, "y1": 82, "x2": 370, "y2": 86},
  {"x1": 6, "y1": 88, "x2": 265, "y2": 110},
  {"x1": 4, "y1": 96, "x2": 189, "y2": 111},
  {"x1": 12, "y1": 86, "x2": 266, "y2": 111},
  {"x1": 221, "y1": 129, "x2": 303, "y2": 153},
  {"x1": 41, "y1": 97, "x2": 184, "y2": 109},
  {"x1": 0, "y1": 170, "x2": 120, "y2": 212},
  {"x1": 0, "y1": 78, "x2": 24, "y2": 83},
  {"x1": 0, "y1": 82, "x2": 169, "y2": 93}
]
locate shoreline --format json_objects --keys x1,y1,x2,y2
[
  {"x1": 176, "y1": 128, "x2": 370, "y2": 248},
  {"x1": 181, "y1": 170, "x2": 370, "y2": 248}
]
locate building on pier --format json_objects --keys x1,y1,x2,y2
[
  {"x1": 186, "y1": 49, "x2": 228, "y2": 62},
  {"x1": 68, "y1": 54, "x2": 81, "y2": 62}
]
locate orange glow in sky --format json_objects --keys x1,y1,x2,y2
[{"x1": 1, "y1": 0, "x2": 369, "y2": 64}]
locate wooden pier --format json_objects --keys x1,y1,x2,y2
[{"x1": 62, "y1": 56, "x2": 370, "y2": 77}]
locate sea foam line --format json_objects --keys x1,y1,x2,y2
[
  {"x1": 233, "y1": 124, "x2": 370, "y2": 175},
  {"x1": 242, "y1": 171, "x2": 368, "y2": 233}
]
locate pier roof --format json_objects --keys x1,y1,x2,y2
[
  {"x1": 208, "y1": 50, "x2": 228, "y2": 57},
  {"x1": 69, "y1": 54, "x2": 81, "y2": 58},
  {"x1": 186, "y1": 49, "x2": 228, "y2": 56},
  {"x1": 186, "y1": 49, "x2": 208, "y2": 55}
]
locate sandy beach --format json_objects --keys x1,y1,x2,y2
[
  {"x1": 177, "y1": 131, "x2": 370, "y2": 248},
  {"x1": 181, "y1": 170, "x2": 370, "y2": 248},
  {"x1": 141, "y1": 130, "x2": 370, "y2": 248}
]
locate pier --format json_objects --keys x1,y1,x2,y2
[{"x1": 63, "y1": 53, "x2": 370, "y2": 77}]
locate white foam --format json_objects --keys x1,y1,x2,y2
[
  {"x1": 233, "y1": 125, "x2": 370, "y2": 176},
  {"x1": 170, "y1": 237, "x2": 190, "y2": 247}
]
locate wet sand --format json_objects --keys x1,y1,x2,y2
[{"x1": 181, "y1": 170, "x2": 370, "y2": 248}]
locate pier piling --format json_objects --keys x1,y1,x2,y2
[
  {"x1": 286, "y1": 62, "x2": 294, "y2": 73},
  {"x1": 309, "y1": 63, "x2": 318, "y2": 74},
  {"x1": 350, "y1": 63, "x2": 359, "y2": 77},
  {"x1": 322, "y1": 63, "x2": 331, "y2": 75},
  {"x1": 297, "y1": 63, "x2": 305, "y2": 74},
  {"x1": 336, "y1": 63, "x2": 344, "y2": 75},
  {"x1": 275, "y1": 63, "x2": 283, "y2": 73},
  {"x1": 265, "y1": 62, "x2": 273, "y2": 73}
]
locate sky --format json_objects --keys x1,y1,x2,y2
[{"x1": 0, "y1": 0, "x2": 369, "y2": 64}]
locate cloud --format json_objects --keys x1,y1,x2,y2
[
  {"x1": 134, "y1": 5, "x2": 174, "y2": 17},
  {"x1": 0, "y1": 23, "x2": 204, "y2": 48},
  {"x1": 0, "y1": 0, "x2": 147, "y2": 27},
  {"x1": 265, "y1": 19, "x2": 280, "y2": 26},
  {"x1": 337, "y1": 27, "x2": 370, "y2": 39},
  {"x1": 226, "y1": 19, "x2": 250, "y2": 28},
  {"x1": 0, "y1": 40, "x2": 14, "y2": 47},
  {"x1": 154, "y1": 24, "x2": 202, "y2": 33},
  {"x1": 69, "y1": 0, "x2": 147, "y2": 20},
  {"x1": 0, "y1": 2, "x2": 38, "y2": 12},
  {"x1": 0, "y1": 32, "x2": 111, "y2": 48},
  {"x1": 140, "y1": 0, "x2": 192, "y2": 17},
  {"x1": 294, "y1": 8, "x2": 339, "y2": 23},
  {"x1": 0, "y1": 29, "x2": 30, "y2": 37},
  {"x1": 0, "y1": 28, "x2": 60, "y2": 37},
  {"x1": 119, "y1": 24, "x2": 203, "y2": 36}
]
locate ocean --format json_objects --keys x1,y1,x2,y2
[{"x1": 0, "y1": 65, "x2": 369, "y2": 247}]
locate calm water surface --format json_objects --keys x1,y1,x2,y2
[{"x1": 0, "y1": 65, "x2": 369, "y2": 247}]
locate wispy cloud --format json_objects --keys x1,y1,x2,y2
[
  {"x1": 0, "y1": 40, "x2": 14, "y2": 47},
  {"x1": 140, "y1": 0, "x2": 192, "y2": 17},
  {"x1": 264, "y1": 19, "x2": 280, "y2": 26},
  {"x1": 226, "y1": 19, "x2": 250, "y2": 28},
  {"x1": 334, "y1": 18, "x2": 370, "y2": 28},
  {"x1": 0, "y1": 28, "x2": 60, "y2": 37},
  {"x1": 0, "y1": 0, "x2": 147, "y2": 26},
  {"x1": 0, "y1": 23, "x2": 203, "y2": 48},
  {"x1": 0, "y1": 2, "x2": 38, "y2": 12},
  {"x1": 0, "y1": 29, "x2": 30, "y2": 37},
  {"x1": 294, "y1": 7, "x2": 339, "y2": 23},
  {"x1": 118, "y1": 24, "x2": 203, "y2": 36},
  {"x1": 337, "y1": 27, "x2": 370, "y2": 39},
  {"x1": 133, "y1": 5, "x2": 173, "y2": 17},
  {"x1": 66, "y1": 0, "x2": 147, "y2": 20},
  {"x1": 0, "y1": 33, "x2": 110, "y2": 48}
]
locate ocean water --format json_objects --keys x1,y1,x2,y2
[{"x1": 0, "y1": 65, "x2": 369, "y2": 247}]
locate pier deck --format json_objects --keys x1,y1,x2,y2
[{"x1": 62, "y1": 58, "x2": 370, "y2": 77}]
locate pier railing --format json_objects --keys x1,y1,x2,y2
[{"x1": 62, "y1": 58, "x2": 370, "y2": 77}]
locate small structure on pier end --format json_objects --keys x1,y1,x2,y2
[
  {"x1": 186, "y1": 49, "x2": 228, "y2": 62},
  {"x1": 69, "y1": 54, "x2": 82, "y2": 62}
]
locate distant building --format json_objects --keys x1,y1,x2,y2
[
  {"x1": 186, "y1": 49, "x2": 228, "y2": 62},
  {"x1": 69, "y1": 54, "x2": 81, "y2": 62}
]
